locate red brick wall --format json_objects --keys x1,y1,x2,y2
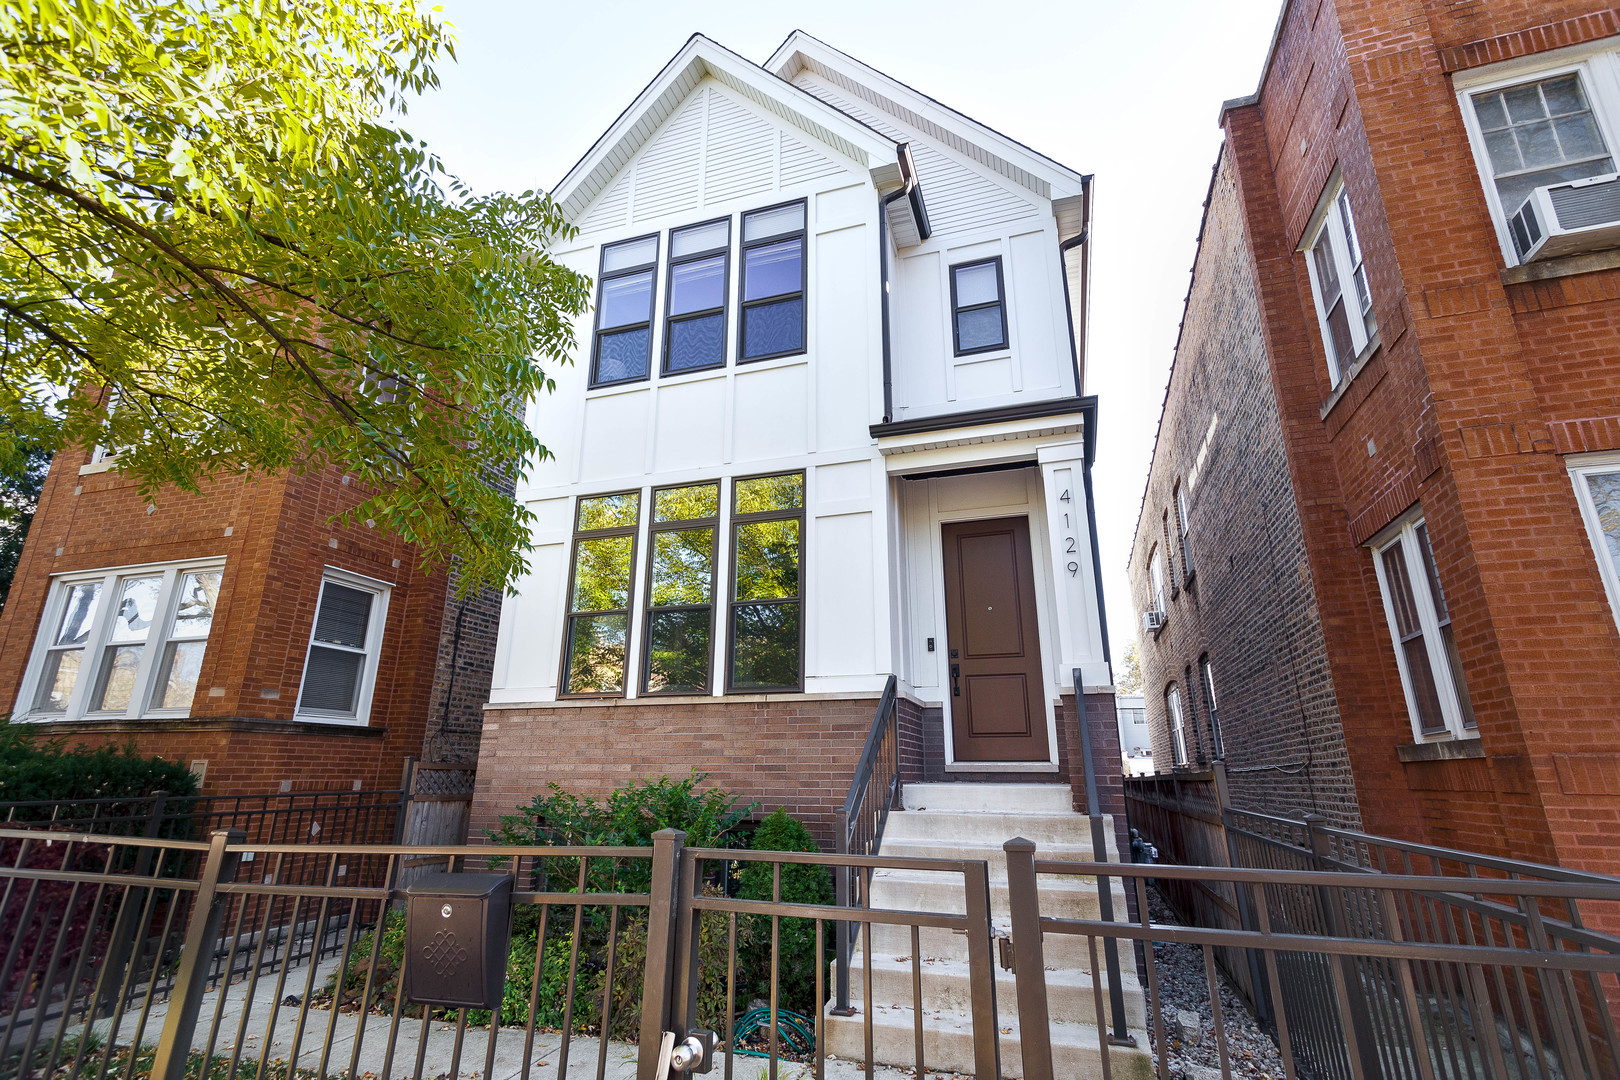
[
  {"x1": 0, "y1": 445, "x2": 453, "y2": 797},
  {"x1": 1209, "y1": 0, "x2": 1620, "y2": 871}
]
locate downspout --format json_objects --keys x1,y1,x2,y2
[
  {"x1": 878, "y1": 143, "x2": 928, "y2": 424},
  {"x1": 1081, "y1": 398, "x2": 1112, "y2": 667}
]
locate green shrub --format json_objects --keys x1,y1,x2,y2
[
  {"x1": 737, "y1": 808, "x2": 833, "y2": 1019},
  {"x1": 0, "y1": 717, "x2": 197, "y2": 811}
]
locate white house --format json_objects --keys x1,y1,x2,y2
[{"x1": 472, "y1": 31, "x2": 1113, "y2": 832}]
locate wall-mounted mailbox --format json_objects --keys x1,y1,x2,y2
[{"x1": 403, "y1": 872, "x2": 513, "y2": 1009}]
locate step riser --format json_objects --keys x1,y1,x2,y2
[
  {"x1": 901, "y1": 783, "x2": 1074, "y2": 814},
  {"x1": 824, "y1": 1013, "x2": 1156, "y2": 1080},
  {"x1": 869, "y1": 875, "x2": 1129, "y2": 921},
  {"x1": 883, "y1": 811, "x2": 1111, "y2": 845},
  {"x1": 874, "y1": 841, "x2": 1117, "y2": 875},
  {"x1": 839, "y1": 962, "x2": 1147, "y2": 1027},
  {"x1": 860, "y1": 924, "x2": 1119, "y2": 969}
]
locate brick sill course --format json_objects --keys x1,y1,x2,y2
[
  {"x1": 484, "y1": 689, "x2": 905, "y2": 711},
  {"x1": 1395, "y1": 738, "x2": 1484, "y2": 763},
  {"x1": 17, "y1": 716, "x2": 386, "y2": 738},
  {"x1": 1501, "y1": 247, "x2": 1620, "y2": 286}
]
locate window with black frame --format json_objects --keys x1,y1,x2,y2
[
  {"x1": 591, "y1": 235, "x2": 658, "y2": 386},
  {"x1": 643, "y1": 482, "x2": 719, "y2": 694},
  {"x1": 560, "y1": 491, "x2": 640, "y2": 695},
  {"x1": 664, "y1": 219, "x2": 730, "y2": 374},
  {"x1": 950, "y1": 256, "x2": 1008, "y2": 355},
  {"x1": 728, "y1": 472, "x2": 803, "y2": 691},
  {"x1": 739, "y1": 201, "x2": 806, "y2": 361}
]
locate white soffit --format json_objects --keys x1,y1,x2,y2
[
  {"x1": 554, "y1": 35, "x2": 899, "y2": 224},
  {"x1": 877, "y1": 416, "x2": 1085, "y2": 469},
  {"x1": 767, "y1": 33, "x2": 1088, "y2": 202}
]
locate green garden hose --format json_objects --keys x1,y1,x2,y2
[{"x1": 731, "y1": 1006, "x2": 816, "y2": 1057}]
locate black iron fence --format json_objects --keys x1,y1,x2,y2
[{"x1": 0, "y1": 788, "x2": 407, "y2": 847}]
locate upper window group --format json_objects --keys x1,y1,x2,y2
[{"x1": 590, "y1": 200, "x2": 807, "y2": 387}]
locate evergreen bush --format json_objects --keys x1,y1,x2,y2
[
  {"x1": 736, "y1": 808, "x2": 834, "y2": 1018},
  {"x1": 0, "y1": 717, "x2": 198, "y2": 807}
]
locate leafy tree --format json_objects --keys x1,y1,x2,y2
[
  {"x1": 1116, "y1": 642, "x2": 1145, "y2": 695},
  {"x1": 0, "y1": 440, "x2": 52, "y2": 615},
  {"x1": 0, "y1": 0, "x2": 591, "y2": 594}
]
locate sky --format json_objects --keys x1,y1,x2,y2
[{"x1": 399, "y1": 0, "x2": 1284, "y2": 663}]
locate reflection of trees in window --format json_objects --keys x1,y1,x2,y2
[
  {"x1": 729, "y1": 473, "x2": 803, "y2": 692},
  {"x1": 643, "y1": 483, "x2": 718, "y2": 695},
  {"x1": 562, "y1": 492, "x2": 640, "y2": 694}
]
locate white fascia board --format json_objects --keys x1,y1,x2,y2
[
  {"x1": 766, "y1": 31, "x2": 1088, "y2": 202},
  {"x1": 553, "y1": 34, "x2": 898, "y2": 223}
]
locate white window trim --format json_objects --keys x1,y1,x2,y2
[
  {"x1": 293, "y1": 566, "x2": 393, "y2": 726},
  {"x1": 1568, "y1": 450, "x2": 1620, "y2": 632},
  {"x1": 1454, "y1": 40, "x2": 1620, "y2": 267},
  {"x1": 1368, "y1": 510, "x2": 1475, "y2": 742},
  {"x1": 1166, "y1": 684, "x2": 1189, "y2": 766},
  {"x1": 1299, "y1": 170, "x2": 1375, "y2": 386},
  {"x1": 1148, "y1": 545, "x2": 1167, "y2": 615},
  {"x1": 13, "y1": 557, "x2": 226, "y2": 723}
]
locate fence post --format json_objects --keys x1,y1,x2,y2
[
  {"x1": 832, "y1": 808, "x2": 854, "y2": 1016},
  {"x1": 151, "y1": 828, "x2": 245, "y2": 1080},
  {"x1": 1076, "y1": 671, "x2": 1133, "y2": 1045},
  {"x1": 637, "y1": 828, "x2": 685, "y2": 1080},
  {"x1": 1004, "y1": 838, "x2": 1054, "y2": 1080},
  {"x1": 392, "y1": 756, "x2": 416, "y2": 845},
  {"x1": 961, "y1": 859, "x2": 1003, "y2": 1080}
]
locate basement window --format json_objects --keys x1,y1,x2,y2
[
  {"x1": 16, "y1": 560, "x2": 224, "y2": 722},
  {"x1": 295, "y1": 569, "x2": 391, "y2": 724}
]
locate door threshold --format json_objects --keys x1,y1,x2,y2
[{"x1": 942, "y1": 761, "x2": 1060, "y2": 774}]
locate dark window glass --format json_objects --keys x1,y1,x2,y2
[
  {"x1": 645, "y1": 609, "x2": 712, "y2": 694},
  {"x1": 298, "y1": 581, "x2": 376, "y2": 716},
  {"x1": 591, "y1": 236, "x2": 657, "y2": 386},
  {"x1": 739, "y1": 203, "x2": 806, "y2": 361},
  {"x1": 1381, "y1": 539, "x2": 1446, "y2": 734},
  {"x1": 665, "y1": 221, "x2": 730, "y2": 374},
  {"x1": 951, "y1": 258, "x2": 1008, "y2": 355},
  {"x1": 728, "y1": 472, "x2": 804, "y2": 692},
  {"x1": 1416, "y1": 524, "x2": 1475, "y2": 729},
  {"x1": 561, "y1": 492, "x2": 640, "y2": 694},
  {"x1": 642, "y1": 483, "x2": 718, "y2": 695}
]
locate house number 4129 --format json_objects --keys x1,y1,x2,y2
[{"x1": 1059, "y1": 489, "x2": 1079, "y2": 576}]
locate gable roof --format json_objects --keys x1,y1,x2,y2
[
  {"x1": 765, "y1": 31, "x2": 1088, "y2": 204},
  {"x1": 552, "y1": 33, "x2": 901, "y2": 224}
]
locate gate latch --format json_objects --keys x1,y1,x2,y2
[{"x1": 663, "y1": 1029, "x2": 718, "y2": 1076}]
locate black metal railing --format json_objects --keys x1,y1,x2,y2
[{"x1": 831, "y1": 673, "x2": 901, "y2": 1017}]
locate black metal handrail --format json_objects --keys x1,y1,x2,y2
[{"x1": 832, "y1": 673, "x2": 900, "y2": 1015}]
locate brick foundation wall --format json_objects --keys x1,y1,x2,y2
[
  {"x1": 469, "y1": 694, "x2": 891, "y2": 851},
  {"x1": 1128, "y1": 148, "x2": 1362, "y2": 830}
]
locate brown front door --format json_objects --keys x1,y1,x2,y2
[{"x1": 942, "y1": 516, "x2": 1050, "y2": 762}]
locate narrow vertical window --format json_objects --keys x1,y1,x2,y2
[
  {"x1": 739, "y1": 201, "x2": 806, "y2": 361},
  {"x1": 297, "y1": 577, "x2": 386, "y2": 720},
  {"x1": 33, "y1": 581, "x2": 103, "y2": 713},
  {"x1": 89, "y1": 574, "x2": 162, "y2": 712},
  {"x1": 150, "y1": 570, "x2": 221, "y2": 711},
  {"x1": 1176, "y1": 483, "x2": 1193, "y2": 584},
  {"x1": 1303, "y1": 177, "x2": 1377, "y2": 385},
  {"x1": 1200, "y1": 655, "x2": 1224, "y2": 759},
  {"x1": 950, "y1": 257, "x2": 1008, "y2": 354},
  {"x1": 1372, "y1": 516, "x2": 1473, "y2": 739},
  {"x1": 561, "y1": 492, "x2": 641, "y2": 695},
  {"x1": 643, "y1": 482, "x2": 719, "y2": 694},
  {"x1": 591, "y1": 235, "x2": 658, "y2": 387},
  {"x1": 728, "y1": 472, "x2": 804, "y2": 691},
  {"x1": 664, "y1": 219, "x2": 730, "y2": 374},
  {"x1": 1149, "y1": 545, "x2": 1166, "y2": 615},
  {"x1": 1166, "y1": 684, "x2": 1188, "y2": 766},
  {"x1": 1570, "y1": 458, "x2": 1620, "y2": 632}
]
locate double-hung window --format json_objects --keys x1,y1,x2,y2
[
  {"x1": 1569, "y1": 453, "x2": 1620, "y2": 632},
  {"x1": 1149, "y1": 545, "x2": 1167, "y2": 616},
  {"x1": 1176, "y1": 483, "x2": 1194, "y2": 584},
  {"x1": 950, "y1": 257, "x2": 1008, "y2": 355},
  {"x1": 1166, "y1": 683, "x2": 1189, "y2": 766},
  {"x1": 1371, "y1": 516, "x2": 1476, "y2": 740},
  {"x1": 295, "y1": 570, "x2": 390, "y2": 723},
  {"x1": 643, "y1": 482, "x2": 719, "y2": 694},
  {"x1": 19, "y1": 561, "x2": 223, "y2": 720},
  {"x1": 739, "y1": 201, "x2": 806, "y2": 361},
  {"x1": 1302, "y1": 176, "x2": 1376, "y2": 385},
  {"x1": 664, "y1": 220, "x2": 730, "y2": 374},
  {"x1": 591, "y1": 235, "x2": 659, "y2": 387},
  {"x1": 560, "y1": 492, "x2": 641, "y2": 695},
  {"x1": 728, "y1": 472, "x2": 804, "y2": 691},
  {"x1": 1462, "y1": 65, "x2": 1615, "y2": 263},
  {"x1": 1200, "y1": 655, "x2": 1223, "y2": 759}
]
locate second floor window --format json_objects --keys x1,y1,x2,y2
[
  {"x1": 1303, "y1": 177, "x2": 1375, "y2": 385},
  {"x1": 950, "y1": 257, "x2": 1008, "y2": 355},
  {"x1": 665, "y1": 219, "x2": 730, "y2": 375},
  {"x1": 739, "y1": 201, "x2": 806, "y2": 361},
  {"x1": 591, "y1": 235, "x2": 658, "y2": 387},
  {"x1": 1166, "y1": 683, "x2": 1189, "y2": 766},
  {"x1": 1176, "y1": 483, "x2": 1193, "y2": 584},
  {"x1": 1372, "y1": 516, "x2": 1476, "y2": 740},
  {"x1": 296, "y1": 572, "x2": 390, "y2": 723},
  {"x1": 1200, "y1": 655, "x2": 1223, "y2": 759},
  {"x1": 1149, "y1": 544, "x2": 1167, "y2": 615}
]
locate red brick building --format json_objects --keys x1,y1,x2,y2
[
  {"x1": 0, "y1": 441, "x2": 498, "y2": 797},
  {"x1": 1134, "y1": 0, "x2": 1620, "y2": 872}
]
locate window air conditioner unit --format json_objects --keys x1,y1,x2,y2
[
  {"x1": 1509, "y1": 172, "x2": 1620, "y2": 262},
  {"x1": 1142, "y1": 609, "x2": 1166, "y2": 634}
]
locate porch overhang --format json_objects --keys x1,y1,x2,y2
[{"x1": 871, "y1": 396, "x2": 1089, "y2": 475}]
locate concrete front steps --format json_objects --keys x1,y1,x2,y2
[{"x1": 824, "y1": 783, "x2": 1153, "y2": 1079}]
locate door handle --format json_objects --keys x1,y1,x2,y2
[{"x1": 950, "y1": 663, "x2": 961, "y2": 697}]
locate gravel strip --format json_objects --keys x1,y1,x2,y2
[{"x1": 1144, "y1": 884, "x2": 1287, "y2": 1080}]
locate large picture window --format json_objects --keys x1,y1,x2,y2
[
  {"x1": 560, "y1": 491, "x2": 641, "y2": 695},
  {"x1": 1301, "y1": 176, "x2": 1376, "y2": 386},
  {"x1": 950, "y1": 257, "x2": 1008, "y2": 355},
  {"x1": 664, "y1": 219, "x2": 730, "y2": 375},
  {"x1": 643, "y1": 482, "x2": 719, "y2": 694},
  {"x1": 1569, "y1": 454, "x2": 1620, "y2": 633},
  {"x1": 1371, "y1": 516, "x2": 1475, "y2": 740},
  {"x1": 739, "y1": 201, "x2": 806, "y2": 361},
  {"x1": 295, "y1": 570, "x2": 390, "y2": 723},
  {"x1": 591, "y1": 235, "x2": 659, "y2": 387},
  {"x1": 18, "y1": 561, "x2": 223, "y2": 721},
  {"x1": 728, "y1": 472, "x2": 804, "y2": 692}
]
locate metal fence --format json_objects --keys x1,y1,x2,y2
[{"x1": 0, "y1": 788, "x2": 407, "y2": 847}]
